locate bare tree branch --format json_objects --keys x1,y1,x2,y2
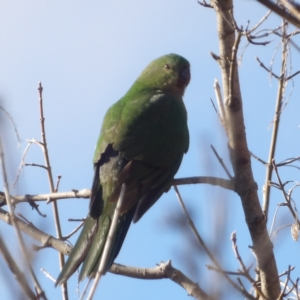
[
  {"x1": 0, "y1": 235, "x2": 36, "y2": 300},
  {"x1": 257, "y1": 0, "x2": 300, "y2": 28},
  {"x1": 110, "y1": 261, "x2": 213, "y2": 300},
  {"x1": 0, "y1": 136, "x2": 46, "y2": 299},
  {"x1": 37, "y1": 82, "x2": 68, "y2": 299},
  {"x1": 231, "y1": 232, "x2": 267, "y2": 299},
  {"x1": 0, "y1": 177, "x2": 234, "y2": 206},
  {"x1": 263, "y1": 20, "x2": 289, "y2": 217},
  {"x1": 0, "y1": 207, "x2": 72, "y2": 255},
  {"x1": 211, "y1": 0, "x2": 280, "y2": 298}
]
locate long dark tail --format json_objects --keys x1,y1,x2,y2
[
  {"x1": 55, "y1": 216, "x2": 97, "y2": 286},
  {"x1": 79, "y1": 204, "x2": 136, "y2": 280},
  {"x1": 55, "y1": 205, "x2": 136, "y2": 286}
]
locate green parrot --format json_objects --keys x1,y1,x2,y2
[{"x1": 56, "y1": 53, "x2": 190, "y2": 285}]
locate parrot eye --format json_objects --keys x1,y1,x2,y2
[{"x1": 164, "y1": 64, "x2": 171, "y2": 70}]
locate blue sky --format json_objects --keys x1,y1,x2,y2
[{"x1": 1, "y1": 1, "x2": 300, "y2": 299}]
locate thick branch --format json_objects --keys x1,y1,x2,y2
[
  {"x1": 0, "y1": 208, "x2": 72, "y2": 255},
  {"x1": 211, "y1": 0, "x2": 280, "y2": 299},
  {"x1": 257, "y1": 0, "x2": 300, "y2": 28}
]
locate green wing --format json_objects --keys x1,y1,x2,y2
[{"x1": 93, "y1": 90, "x2": 189, "y2": 216}]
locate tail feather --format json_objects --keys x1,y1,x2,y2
[
  {"x1": 79, "y1": 204, "x2": 137, "y2": 279},
  {"x1": 55, "y1": 216, "x2": 97, "y2": 286},
  {"x1": 91, "y1": 204, "x2": 137, "y2": 277},
  {"x1": 78, "y1": 214, "x2": 111, "y2": 280}
]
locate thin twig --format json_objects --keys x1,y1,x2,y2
[
  {"x1": 272, "y1": 160, "x2": 299, "y2": 222},
  {"x1": 25, "y1": 163, "x2": 47, "y2": 169},
  {"x1": 255, "y1": 57, "x2": 281, "y2": 79},
  {"x1": 278, "y1": 265, "x2": 293, "y2": 299},
  {"x1": 249, "y1": 9, "x2": 272, "y2": 33},
  {"x1": 13, "y1": 142, "x2": 32, "y2": 187},
  {"x1": 0, "y1": 136, "x2": 46, "y2": 299},
  {"x1": 0, "y1": 106, "x2": 21, "y2": 145},
  {"x1": 41, "y1": 268, "x2": 56, "y2": 283},
  {"x1": 269, "y1": 203, "x2": 282, "y2": 238},
  {"x1": 61, "y1": 221, "x2": 84, "y2": 241},
  {"x1": 250, "y1": 151, "x2": 268, "y2": 166},
  {"x1": 174, "y1": 186, "x2": 256, "y2": 300},
  {"x1": 210, "y1": 145, "x2": 234, "y2": 180},
  {"x1": 197, "y1": 0, "x2": 213, "y2": 8},
  {"x1": 0, "y1": 235, "x2": 36, "y2": 299},
  {"x1": 257, "y1": 0, "x2": 300, "y2": 28},
  {"x1": 55, "y1": 175, "x2": 62, "y2": 193},
  {"x1": 231, "y1": 232, "x2": 267, "y2": 299},
  {"x1": 214, "y1": 79, "x2": 226, "y2": 127},
  {"x1": 276, "y1": 156, "x2": 300, "y2": 167},
  {"x1": 263, "y1": 20, "x2": 288, "y2": 217},
  {"x1": 37, "y1": 82, "x2": 68, "y2": 299}
]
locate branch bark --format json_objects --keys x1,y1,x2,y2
[
  {"x1": 211, "y1": 0, "x2": 280, "y2": 298},
  {"x1": 0, "y1": 207, "x2": 72, "y2": 255}
]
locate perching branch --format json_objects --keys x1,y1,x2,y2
[
  {"x1": 0, "y1": 177, "x2": 234, "y2": 206},
  {"x1": 110, "y1": 261, "x2": 213, "y2": 300}
]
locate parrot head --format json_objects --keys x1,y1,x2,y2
[{"x1": 136, "y1": 53, "x2": 190, "y2": 96}]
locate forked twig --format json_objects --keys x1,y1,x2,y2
[
  {"x1": 272, "y1": 160, "x2": 299, "y2": 223},
  {"x1": 231, "y1": 232, "x2": 267, "y2": 299}
]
